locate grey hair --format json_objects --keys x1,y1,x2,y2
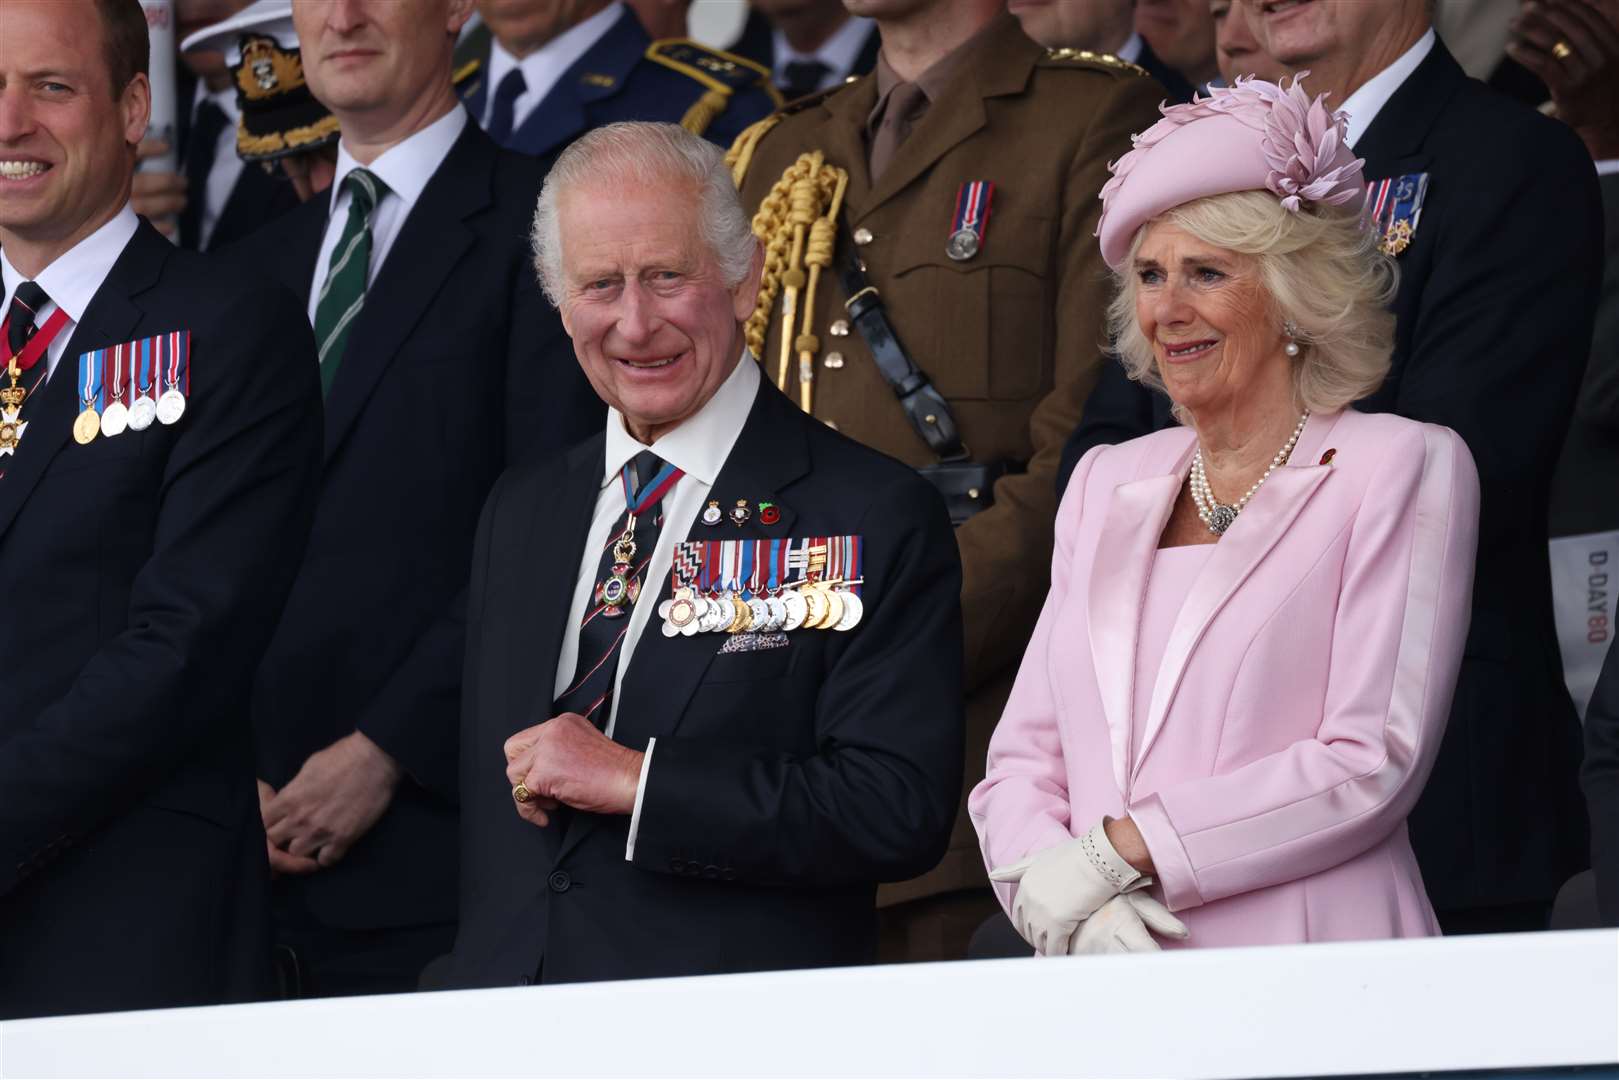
[
  {"x1": 531, "y1": 121, "x2": 758, "y2": 307},
  {"x1": 1107, "y1": 189, "x2": 1399, "y2": 420}
]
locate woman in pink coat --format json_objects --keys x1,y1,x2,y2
[{"x1": 968, "y1": 77, "x2": 1481, "y2": 956}]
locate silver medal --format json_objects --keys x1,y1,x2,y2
[
  {"x1": 746, "y1": 598, "x2": 769, "y2": 630},
  {"x1": 763, "y1": 596, "x2": 788, "y2": 631},
  {"x1": 156, "y1": 389, "x2": 186, "y2": 425},
  {"x1": 100, "y1": 401, "x2": 129, "y2": 438},
  {"x1": 946, "y1": 228, "x2": 980, "y2": 261},
  {"x1": 128, "y1": 395, "x2": 157, "y2": 431},
  {"x1": 834, "y1": 590, "x2": 864, "y2": 631},
  {"x1": 780, "y1": 588, "x2": 809, "y2": 632}
]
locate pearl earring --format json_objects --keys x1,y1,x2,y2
[{"x1": 1283, "y1": 320, "x2": 1301, "y2": 357}]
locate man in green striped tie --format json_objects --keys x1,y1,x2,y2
[{"x1": 236, "y1": 0, "x2": 602, "y2": 1000}]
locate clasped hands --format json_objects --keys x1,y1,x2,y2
[
  {"x1": 990, "y1": 819, "x2": 1188, "y2": 956},
  {"x1": 503, "y1": 712, "x2": 644, "y2": 827}
]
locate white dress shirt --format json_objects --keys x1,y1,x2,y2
[
  {"x1": 306, "y1": 105, "x2": 468, "y2": 325},
  {"x1": 1115, "y1": 32, "x2": 1145, "y2": 64},
  {"x1": 1340, "y1": 28, "x2": 1436, "y2": 150},
  {"x1": 1, "y1": 205, "x2": 140, "y2": 382},
  {"x1": 552, "y1": 351, "x2": 760, "y2": 857},
  {"x1": 190, "y1": 80, "x2": 245, "y2": 251},
  {"x1": 772, "y1": 14, "x2": 875, "y2": 93},
  {"x1": 484, "y1": 2, "x2": 624, "y2": 134}
]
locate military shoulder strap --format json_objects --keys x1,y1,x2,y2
[
  {"x1": 645, "y1": 39, "x2": 784, "y2": 136},
  {"x1": 1039, "y1": 47, "x2": 1150, "y2": 78}
]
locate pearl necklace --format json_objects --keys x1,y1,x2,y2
[{"x1": 1190, "y1": 412, "x2": 1309, "y2": 535}]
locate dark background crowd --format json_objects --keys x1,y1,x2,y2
[{"x1": 0, "y1": 0, "x2": 1615, "y2": 1021}]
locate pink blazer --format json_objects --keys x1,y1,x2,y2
[{"x1": 969, "y1": 409, "x2": 1481, "y2": 946}]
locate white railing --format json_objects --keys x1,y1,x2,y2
[{"x1": 2, "y1": 930, "x2": 1614, "y2": 1078}]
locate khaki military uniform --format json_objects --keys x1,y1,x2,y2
[{"x1": 733, "y1": 14, "x2": 1164, "y2": 917}]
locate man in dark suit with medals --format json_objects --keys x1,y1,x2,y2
[
  {"x1": 1058, "y1": 0, "x2": 1605, "y2": 935},
  {"x1": 0, "y1": 0, "x2": 322, "y2": 1018},
  {"x1": 454, "y1": 0, "x2": 779, "y2": 159},
  {"x1": 239, "y1": 0, "x2": 601, "y2": 998},
  {"x1": 435, "y1": 121, "x2": 964, "y2": 988}
]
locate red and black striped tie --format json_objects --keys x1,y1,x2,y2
[
  {"x1": 6, "y1": 281, "x2": 48, "y2": 361},
  {"x1": 554, "y1": 450, "x2": 678, "y2": 726}
]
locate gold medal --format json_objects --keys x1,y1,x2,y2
[
  {"x1": 73, "y1": 408, "x2": 101, "y2": 445},
  {"x1": 801, "y1": 584, "x2": 827, "y2": 628},
  {"x1": 819, "y1": 586, "x2": 845, "y2": 630}
]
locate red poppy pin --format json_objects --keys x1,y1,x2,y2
[
  {"x1": 1319, "y1": 448, "x2": 1337, "y2": 465},
  {"x1": 758, "y1": 501, "x2": 781, "y2": 526}
]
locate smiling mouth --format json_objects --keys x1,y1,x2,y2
[
  {"x1": 1163, "y1": 340, "x2": 1217, "y2": 360},
  {"x1": 617, "y1": 354, "x2": 682, "y2": 370},
  {"x1": 0, "y1": 161, "x2": 50, "y2": 181}
]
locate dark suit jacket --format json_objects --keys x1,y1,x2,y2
[
  {"x1": 1055, "y1": 39, "x2": 1604, "y2": 912},
  {"x1": 0, "y1": 222, "x2": 323, "y2": 1018},
  {"x1": 727, "y1": 9, "x2": 881, "y2": 95},
  {"x1": 455, "y1": 9, "x2": 778, "y2": 159},
  {"x1": 1137, "y1": 40, "x2": 1196, "y2": 105},
  {"x1": 243, "y1": 121, "x2": 601, "y2": 933},
  {"x1": 1550, "y1": 173, "x2": 1619, "y2": 538},
  {"x1": 1583, "y1": 627, "x2": 1619, "y2": 925},
  {"x1": 440, "y1": 377, "x2": 964, "y2": 988}
]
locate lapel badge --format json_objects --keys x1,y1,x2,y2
[
  {"x1": 1319, "y1": 448, "x2": 1336, "y2": 465},
  {"x1": 580, "y1": 72, "x2": 616, "y2": 88},
  {"x1": 701, "y1": 499, "x2": 724, "y2": 527},
  {"x1": 1364, "y1": 172, "x2": 1428, "y2": 257},
  {"x1": 758, "y1": 501, "x2": 781, "y2": 526},
  {"x1": 946, "y1": 180, "x2": 995, "y2": 262},
  {"x1": 729, "y1": 499, "x2": 751, "y2": 527}
]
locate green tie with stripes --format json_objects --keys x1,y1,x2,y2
[{"x1": 313, "y1": 168, "x2": 388, "y2": 396}]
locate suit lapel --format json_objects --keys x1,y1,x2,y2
[
  {"x1": 1353, "y1": 38, "x2": 1465, "y2": 172},
  {"x1": 513, "y1": 9, "x2": 646, "y2": 158},
  {"x1": 321, "y1": 124, "x2": 490, "y2": 465},
  {"x1": 1130, "y1": 413, "x2": 1343, "y2": 784},
  {"x1": 1087, "y1": 444, "x2": 1187, "y2": 794},
  {"x1": 0, "y1": 225, "x2": 159, "y2": 541},
  {"x1": 861, "y1": 16, "x2": 1034, "y2": 213}
]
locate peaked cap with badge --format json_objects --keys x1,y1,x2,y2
[
  {"x1": 729, "y1": 13, "x2": 1167, "y2": 917},
  {"x1": 454, "y1": 5, "x2": 780, "y2": 159},
  {"x1": 180, "y1": 0, "x2": 339, "y2": 164}
]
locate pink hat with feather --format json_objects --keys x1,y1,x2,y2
[{"x1": 1096, "y1": 75, "x2": 1367, "y2": 269}]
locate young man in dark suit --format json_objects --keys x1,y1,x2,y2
[
  {"x1": 1057, "y1": 0, "x2": 1604, "y2": 934},
  {"x1": 454, "y1": 0, "x2": 779, "y2": 159},
  {"x1": 436, "y1": 122, "x2": 964, "y2": 988},
  {"x1": 239, "y1": 0, "x2": 601, "y2": 998},
  {"x1": 0, "y1": 0, "x2": 322, "y2": 1018}
]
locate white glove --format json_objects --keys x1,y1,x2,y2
[
  {"x1": 1070, "y1": 892, "x2": 1189, "y2": 954},
  {"x1": 989, "y1": 820, "x2": 1146, "y2": 956}
]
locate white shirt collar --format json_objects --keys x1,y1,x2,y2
[
  {"x1": 485, "y1": 1, "x2": 623, "y2": 127},
  {"x1": 2, "y1": 204, "x2": 140, "y2": 326},
  {"x1": 602, "y1": 349, "x2": 761, "y2": 488},
  {"x1": 772, "y1": 14, "x2": 873, "y2": 75},
  {"x1": 329, "y1": 103, "x2": 466, "y2": 216},
  {"x1": 1115, "y1": 32, "x2": 1144, "y2": 64},
  {"x1": 191, "y1": 76, "x2": 240, "y2": 123},
  {"x1": 1340, "y1": 28, "x2": 1435, "y2": 150}
]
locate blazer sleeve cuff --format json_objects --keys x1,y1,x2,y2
[
  {"x1": 624, "y1": 738, "x2": 656, "y2": 862},
  {"x1": 1130, "y1": 792, "x2": 1203, "y2": 912}
]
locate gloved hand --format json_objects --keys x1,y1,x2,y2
[
  {"x1": 989, "y1": 820, "x2": 1146, "y2": 956},
  {"x1": 1070, "y1": 892, "x2": 1189, "y2": 954}
]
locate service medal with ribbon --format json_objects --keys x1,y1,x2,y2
[
  {"x1": 1365, "y1": 173, "x2": 1428, "y2": 257},
  {"x1": 947, "y1": 180, "x2": 995, "y2": 262}
]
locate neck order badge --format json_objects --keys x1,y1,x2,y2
[{"x1": 0, "y1": 308, "x2": 70, "y2": 458}]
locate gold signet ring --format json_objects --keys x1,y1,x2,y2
[
  {"x1": 1552, "y1": 40, "x2": 1573, "y2": 60},
  {"x1": 512, "y1": 783, "x2": 533, "y2": 803}
]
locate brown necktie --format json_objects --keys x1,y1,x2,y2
[{"x1": 868, "y1": 81, "x2": 929, "y2": 183}]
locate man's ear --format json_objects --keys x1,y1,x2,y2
[
  {"x1": 446, "y1": 0, "x2": 476, "y2": 37},
  {"x1": 731, "y1": 237, "x2": 765, "y2": 323},
  {"x1": 121, "y1": 72, "x2": 152, "y2": 147}
]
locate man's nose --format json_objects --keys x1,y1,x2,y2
[
  {"x1": 616, "y1": 282, "x2": 656, "y2": 342},
  {"x1": 0, "y1": 85, "x2": 36, "y2": 144}
]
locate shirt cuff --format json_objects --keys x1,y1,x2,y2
[
  {"x1": 624, "y1": 737, "x2": 656, "y2": 862},
  {"x1": 1595, "y1": 159, "x2": 1619, "y2": 176}
]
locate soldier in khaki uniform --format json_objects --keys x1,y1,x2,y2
[{"x1": 730, "y1": 0, "x2": 1164, "y2": 959}]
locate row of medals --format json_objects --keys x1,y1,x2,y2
[
  {"x1": 73, "y1": 388, "x2": 186, "y2": 444},
  {"x1": 658, "y1": 579, "x2": 863, "y2": 638}
]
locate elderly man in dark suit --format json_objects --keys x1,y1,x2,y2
[
  {"x1": 435, "y1": 121, "x2": 964, "y2": 988},
  {"x1": 1056, "y1": 0, "x2": 1604, "y2": 935},
  {"x1": 237, "y1": 0, "x2": 601, "y2": 998},
  {"x1": 0, "y1": 0, "x2": 321, "y2": 1018}
]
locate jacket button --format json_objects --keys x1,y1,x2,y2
[
  {"x1": 829, "y1": 319, "x2": 850, "y2": 337},
  {"x1": 853, "y1": 227, "x2": 874, "y2": 246},
  {"x1": 823, "y1": 351, "x2": 844, "y2": 369},
  {"x1": 669, "y1": 858, "x2": 686, "y2": 873},
  {"x1": 702, "y1": 864, "x2": 720, "y2": 879},
  {"x1": 547, "y1": 871, "x2": 572, "y2": 893}
]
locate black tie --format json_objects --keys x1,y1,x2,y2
[
  {"x1": 780, "y1": 59, "x2": 830, "y2": 101},
  {"x1": 6, "y1": 281, "x2": 48, "y2": 361},
  {"x1": 486, "y1": 67, "x2": 527, "y2": 148},
  {"x1": 554, "y1": 451, "x2": 677, "y2": 726},
  {"x1": 180, "y1": 100, "x2": 229, "y2": 250}
]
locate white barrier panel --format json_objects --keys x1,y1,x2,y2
[{"x1": 1, "y1": 930, "x2": 1615, "y2": 1078}]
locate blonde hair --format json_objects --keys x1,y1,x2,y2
[{"x1": 1107, "y1": 190, "x2": 1398, "y2": 419}]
